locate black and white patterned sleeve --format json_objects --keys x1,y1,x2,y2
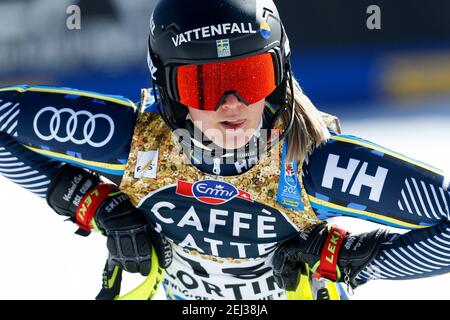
[{"x1": 302, "y1": 132, "x2": 450, "y2": 284}]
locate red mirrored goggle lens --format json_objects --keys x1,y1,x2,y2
[{"x1": 176, "y1": 52, "x2": 277, "y2": 111}]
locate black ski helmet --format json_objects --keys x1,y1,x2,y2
[{"x1": 147, "y1": 0, "x2": 295, "y2": 146}]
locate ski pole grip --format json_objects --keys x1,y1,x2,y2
[
  {"x1": 96, "y1": 248, "x2": 164, "y2": 300},
  {"x1": 115, "y1": 247, "x2": 164, "y2": 300}
]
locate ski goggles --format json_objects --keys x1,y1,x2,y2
[{"x1": 174, "y1": 52, "x2": 278, "y2": 111}]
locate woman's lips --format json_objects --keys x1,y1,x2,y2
[{"x1": 219, "y1": 119, "x2": 247, "y2": 130}]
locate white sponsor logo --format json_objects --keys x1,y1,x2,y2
[
  {"x1": 150, "y1": 201, "x2": 278, "y2": 258},
  {"x1": 72, "y1": 179, "x2": 94, "y2": 207},
  {"x1": 135, "y1": 150, "x2": 159, "y2": 179},
  {"x1": 62, "y1": 173, "x2": 83, "y2": 202},
  {"x1": 321, "y1": 154, "x2": 388, "y2": 202},
  {"x1": 33, "y1": 107, "x2": 115, "y2": 148},
  {"x1": 172, "y1": 22, "x2": 257, "y2": 47},
  {"x1": 105, "y1": 193, "x2": 129, "y2": 213},
  {"x1": 165, "y1": 249, "x2": 283, "y2": 300}
]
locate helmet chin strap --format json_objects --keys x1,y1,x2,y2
[{"x1": 151, "y1": 60, "x2": 296, "y2": 164}]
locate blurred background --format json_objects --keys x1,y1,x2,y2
[
  {"x1": 0, "y1": 0, "x2": 449, "y2": 300},
  {"x1": 2, "y1": 0, "x2": 450, "y2": 116}
]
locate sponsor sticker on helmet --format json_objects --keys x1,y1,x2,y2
[
  {"x1": 260, "y1": 22, "x2": 271, "y2": 39},
  {"x1": 216, "y1": 39, "x2": 231, "y2": 58},
  {"x1": 171, "y1": 23, "x2": 257, "y2": 47}
]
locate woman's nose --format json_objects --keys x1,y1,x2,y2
[{"x1": 219, "y1": 93, "x2": 243, "y2": 111}]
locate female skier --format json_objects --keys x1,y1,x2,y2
[{"x1": 0, "y1": 0, "x2": 449, "y2": 300}]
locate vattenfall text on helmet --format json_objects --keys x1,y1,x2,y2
[{"x1": 172, "y1": 23, "x2": 257, "y2": 47}]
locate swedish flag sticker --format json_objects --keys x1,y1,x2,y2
[
  {"x1": 260, "y1": 22, "x2": 271, "y2": 39},
  {"x1": 216, "y1": 39, "x2": 231, "y2": 58}
]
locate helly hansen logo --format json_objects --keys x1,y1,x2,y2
[{"x1": 321, "y1": 154, "x2": 388, "y2": 202}]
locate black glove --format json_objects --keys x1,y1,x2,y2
[
  {"x1": 46, "y1": 164, "x2": 172, "y2": 276},
  {"x1": 93, "y1": 186, "x2": 172, "y2": 276},
  {"x1": 273, "y1": 223, "x2": 390, "y2": 290}
]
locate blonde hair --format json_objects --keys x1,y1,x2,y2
[{"x1": 281, "y1": 77, "x2": 330, "y2": 162}]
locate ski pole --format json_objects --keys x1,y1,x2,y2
[
  {"x1": 96, "y1": 247, "x2": 164, "y2": 300},
  {"x1": 286, "y1": 263, "x2": 342, "y2": 300}
]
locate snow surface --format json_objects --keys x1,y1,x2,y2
[{"x1": 0, "y1": 104, "x2": 449, "y2": 300}]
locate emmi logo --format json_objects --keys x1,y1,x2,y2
[
  {"x1": 176, "y1": 180, "x2": 253, "y2": 205},
  {"x1": 321, "y1": 154, "x2": 388, "y2": 202},
  {"x1": 193, "y1": 181, "x2": 238, "y2": 205}
]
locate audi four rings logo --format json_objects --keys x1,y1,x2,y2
[{"x1": 33, "y1": 107, "x2": 115, "y2": 148}]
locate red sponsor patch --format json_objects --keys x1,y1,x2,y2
[{"x1": 176, "y1": 180, "x2": 253, "y2": 205}]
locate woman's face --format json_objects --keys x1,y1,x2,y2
[{"x1": 188, "y1": 94, "x2": 265, "y2": 150}]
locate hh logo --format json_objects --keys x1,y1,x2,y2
[
  {"x1": 176, "y1": 180, "x2": 253, "y2": 205},
  {"x1": 321, "y1": 154, "x2": 388, "y2": 202}
]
